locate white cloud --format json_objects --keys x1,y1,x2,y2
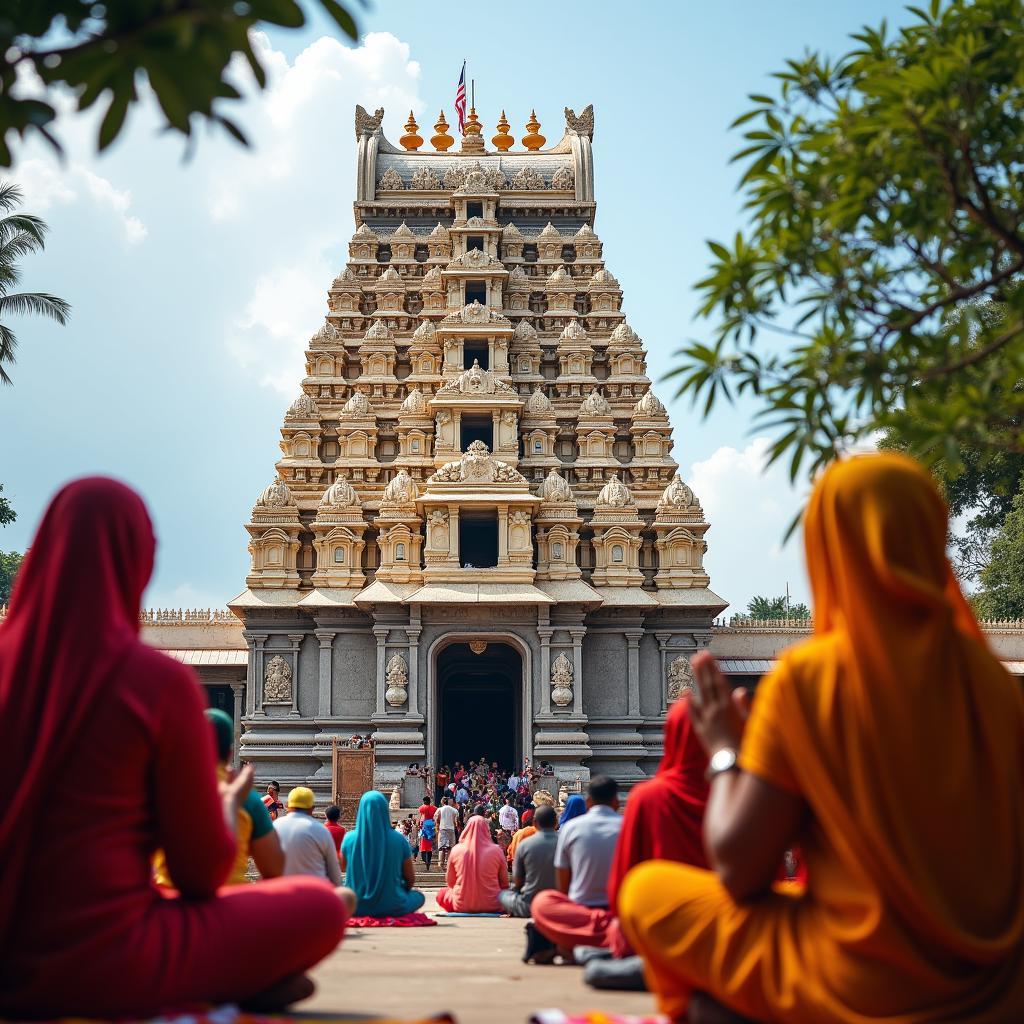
[
  {"x1": 14, "y1": 156, "x2": 147, "y2": 244},
  {"x1": 687, "y1": 438, "x2": 811, "y2": 614},
  {"x1": 214, "y1": 31, "x2": 424, "y2": 393}
]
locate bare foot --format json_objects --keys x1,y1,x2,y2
[
  {"x1": 239, "y1": 972, "x2": 316, "y2": 1011},
  {"x1": 689, "y1": 991, "x2": 757, "y2": 1024}
]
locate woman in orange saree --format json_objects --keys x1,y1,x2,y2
[{"x1": 619, "y1": 453, "x2": 1024, "y2": 1023}]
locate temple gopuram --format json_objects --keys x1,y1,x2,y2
[{"x1": 230, "y1": 101, "x2": 728, "y2": 796}]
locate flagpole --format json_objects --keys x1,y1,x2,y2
[{"x1": 471, "y1": 78, "x2": 475, "y2": 109}]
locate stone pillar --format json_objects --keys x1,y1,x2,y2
[
  {"x1": 373, "y1": 626, "x2": 389, "y2": 716},
  {"x1": 538, "y1": 626, "x2": 553, "y2": 716},
  {"x1": 655, "y1": 632, "x2": 671, "y2": 712},
  {"x1": 287, "y1": 634, "x2": 303, "y2": 717},
  {"x1": 316, "y1": 629, "x2": 335, "y2": 717},
  {"x1": 251, "y1": 634, "x2": 268, "y2": 716},
  {"x1": 625, "y1": 629, "x2": 643, "y2": 717},
  {"x1": 497, "y1": 504, "x2": 509, "y2": 564},
  {"x1": 454, "y1": 411, "x2": 463, "y2": 451},
  {"x1": 569, "y1": 627, "x2": 586, "y2": 718},
  {"x1": 230, "y1": 682, "x2": 245, "y2": 768},
  {"x1": 406, "y1": 626, "x2": 421, "y2": 716},
  {"x1": 448, "y1": 506, "x2": 460, "y2": 563}
]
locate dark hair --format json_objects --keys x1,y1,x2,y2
[
  {"x1": 534, "y1": 804, "x2": 557, "y2": 830},
  {"x1": 424, "y1": 794, "x2": 433, "y2": 804},
  {"x1": 471, "y1": 803, "x2": 487, "y2": 817},
  {"x1": 325, "y1": 804, "x2": 341, "y2": 822},
  {"x1": 268, "y1": 780, "x2": 280, "y2": 792},
  {"x1": 504, "y1": 793, "x2": 513, "y2": 803},
  {"x1": 587, "y1": 774, "x2": 619, "y2": 805}
]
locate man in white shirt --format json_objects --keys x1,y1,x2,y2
[
  {"x1": 274, "y1": 787, "x2": 355, "y2": 911},
  {"x1": 531, "y1": 776, "x2": 622, "y2": 956},
  {"x1": 435, "y1": 797, "x2": 460, "y2": 870},
  {"x1": 507, "y1": 771, "x2": 521, "y2": 793},
  {"x1": 498, "y1": 793, "x2": 520, "y2": 834}
]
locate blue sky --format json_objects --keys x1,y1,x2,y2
[{"x1": 0, "y1": 1, "x2": 908, "y2": 613}]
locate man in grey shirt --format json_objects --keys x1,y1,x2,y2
[
  {"x1": 499, "y1": 804, "x2": 558, "y2": 918},
  {"x1": 274, "y1": 786, "x2": 354, "y2": 912},
  {"x1": 531, "y1": 776, "x2": 622, "y2": 952}
]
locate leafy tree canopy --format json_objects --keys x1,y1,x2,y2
[
  {"x1": 0, "y1": 484, "x2": 15, "y2": 527},
  {"x1": 744, "y1": 595, "x2": 811, "y2": 620},
  {"x1": 973, "y1": 488, "x2": 1024, "y2": 617},
  {"x1": 667, "y1": 0, "x2": 1024, "y2": 484},
  {"x1": 0, "y1": 0, "x2": 360, "y2": 166},
  {"x1": 0, "y1": 550, "x2": 22, "y2": 604}
]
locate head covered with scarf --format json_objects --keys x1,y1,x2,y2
[
  {"x1": 559, "y1": 793, "x2": 587, "y2": 827},
  {"x1": 0, "y1": 478, "x2": 155, "y2": 949}
]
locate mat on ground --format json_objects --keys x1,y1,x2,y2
[{"x1": 346, "y1": 911, "x2": 437, "y2": 927}]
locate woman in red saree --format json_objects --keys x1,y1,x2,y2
[
  {"x1": 437, "y1": 815, "x2": 509, "y2": 912},
  {"x1": 0, "y1": 478, "x2": 347, "y2": 1017}
]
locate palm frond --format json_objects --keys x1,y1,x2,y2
[
  {"x1": 0, "y1": 323, "x2": 17, "y2": 385},
  {"x1": 0, "y1": 232, "x2": 46, "y2": 270},
  {"x1": 0, "y1": 183, "x2": 25, "y2": 216},
  {"x1": 0, "y1": 291, "x2": 71, "y2": 323},
  {"x1": 0, "y1": 213, "x2": 47, "y2": 248}
]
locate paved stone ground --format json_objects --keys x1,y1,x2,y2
[{"x1": 303, "y1": 889, "x2": 659, "y2": 1024}]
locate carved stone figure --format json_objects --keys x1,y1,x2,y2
[
  {"x1": 377, "y1": 167, "x2": 404, "y2": 190},
  {"x1": 264, "y1": 654, "x2": 293, "y2": 703},
  {"x1": 385, "y1": 653, "x2": 409, "y2": 706},
  {"x1": 410, "y1": 166, "x2": 441, "y2": 190},
  {"x1": 564, "y1": 104, "x2": 595, "y2": 139},
  {"x1": 354, "y1": 104, "x2": 384, "y2": 138},
  {"x1": 551, "y1": 166, "x2": 575, "y2": 190},
  {"x1": 551, "y1": 653, "x2": 574, "y2": 707},
  {"x1": 511, "y1": 166, "x2": 546, "y2": 190},
  {"x1": 667, "y1": 655, "x2": 696, "y2": 702}
]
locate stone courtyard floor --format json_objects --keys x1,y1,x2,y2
[{"x1": 304, "y1": 888, "x2": 658, "y2": 1024}]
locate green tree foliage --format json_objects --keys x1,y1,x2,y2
[
  {"x1": 0, "y1": 550, "x2": 22, "y2": 603},
  {"x1": 745, "y1": 595, "x2": 811, "y2": 620},
  {"x1": 0, "y1": 0, "x2": 360, "y2": 165},
  {"x1": 0, "y1": 182, "x2": 70, "y2": 384},
  {"x1": 666, "y1": 0, "x2": 1024, "y2": 484},
  {"x1": 0, "y1": 483, "x2": 20, "y2": 604},
  {"x1": 973, "y1": 489, "x2": 1024, "y2": 617}
]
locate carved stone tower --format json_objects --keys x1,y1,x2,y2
[{"x1": 233, "y1": 103, "x2": 726, "y2": 795}]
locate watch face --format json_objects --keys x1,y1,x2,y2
[{"x1": 711, "y1": 748, "x2": 737, "y2": 773}]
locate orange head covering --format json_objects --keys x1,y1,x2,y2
[{"x1": 793, "y1": 453, "x2": 1024, "y2": 964}]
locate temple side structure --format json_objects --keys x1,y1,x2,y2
[{"x1": 231, "y1": 102, "x2": 728, "y2": 796}]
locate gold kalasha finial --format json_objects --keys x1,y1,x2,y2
[
  {"x1": 492, "y1": 110, "x2": 513, "y2": 152},
  {"x1": 431, "y1": 109, "x2": 455, "y2": 152},
  {"x1": 460, "y1": 105, "x2": 485, "y2": 154},
  {"x1": 400, "y1": 111, "x2": 423, "y2": 151},
  {"x1": 522, "y1": 109, "x2": 545, "y2": 151}
]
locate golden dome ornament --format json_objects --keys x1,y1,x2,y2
[
  {"x1": 522, "y1": 109, "x2": 545, "y2": 151},
  {"x1": 431, "y1": 110, "x2": 455, "y2": 152},
  {"x1": 491, "y1": 110, "x2": 513, "y2": 152},
  {"x1": 460, "y1": 105, "x2": 485, "y2": 154},
  {"x1": 400, "y1": 111, "x2": 423, "y2": 151}
]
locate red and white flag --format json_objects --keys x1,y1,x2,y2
[{"x1": 454, "y1": 61, "x2": 467, "y2": 134}]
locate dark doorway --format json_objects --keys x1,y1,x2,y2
[
  {"x1": 465, "y1": 280, "x2": 487, "y2": 305},
  {"x1": 460, "y1": 412, "x2": 492, "y2": 448},
  {"x1": 206, "y1": 684, "x2": 233, "y2": 715},
  {"x1": 466, "y1": 201, "x2": 484, "y2": 219},
  {"x1": 464, "y1": 343, "x2": 489, "y2": 369},
  {"x1": 438, "y1": 641, "x2": 521, "y2": 769},
  {"x1": 459, "y1": 509, "x2": 498, "y2": 567}
]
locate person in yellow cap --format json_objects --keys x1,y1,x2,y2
[{"x1": 274, "y1": 786, "x2": 355, "y2": 912}]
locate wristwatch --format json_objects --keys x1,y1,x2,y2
[{"x1": 706, "y1": 746, "x2": 739, "y2": 781}]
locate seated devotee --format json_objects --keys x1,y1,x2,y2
[
  {"x1": 324, "y1": 804, "x2": 345, "y2": 854},
  {"x1": 342, "y1": 790, "x2": 425, "y2": 917},
  {"x1": 559, "y1": 792, "x2": 587, "y2": 827},
  {"x1": 274, "y1": 789, "x2": 354, "y2": 909},
  {"x1": 619, "y1": 454, "x2": 1024, "y2": 1024},
  {"x1": 531, "y1": 776, "x2": 622, "y2": 957},
  {"x1": 436, "y1": 815, "x2": 510, "y2": 913},
  {"x1": 499, "y1": 804, "x2": 558, "y2": 918},
  {"x1": 154, "y1": 708, "x2": 284, "y2": 887},
  {"x1": 0, "y1": 479, "x2": 347, "y2": 1017},
  {"x1": 581, "y1": 695, "x2": 711, "y2": 990}
]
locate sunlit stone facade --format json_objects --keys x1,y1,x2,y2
[{"x1": 232, "y1": 103, "x2": 726, "y2": 795}]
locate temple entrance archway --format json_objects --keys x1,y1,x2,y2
[{"x1": 434, "y1": 640, "x2": 523, "y2": 771}]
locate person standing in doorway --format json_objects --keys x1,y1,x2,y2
[{"x1": 436, "y1": 796, "x2": 460, "y2": 871}]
